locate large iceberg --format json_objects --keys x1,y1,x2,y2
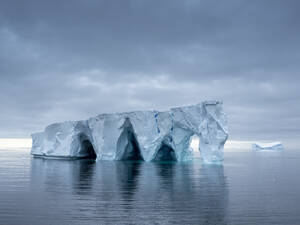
[
  {"x1": 252, "y1": 142, "x2": 284, "y2": 151},
  {"x1": 31, "y1": 101, "x2": 228, "y2": 163}
]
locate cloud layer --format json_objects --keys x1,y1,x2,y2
[{"x1": 0, "y1": 0, "x2": 299, "y2": 145}]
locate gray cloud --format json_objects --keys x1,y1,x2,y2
[{"x1": 0, "y1": 0, "x2": 300, "y2": 146}]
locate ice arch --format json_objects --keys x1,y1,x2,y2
[
  {"x1": 189, "y1": 135, "x2": 200, "y2": 154},
  {"x1": 153, "y1": 144, "x2": 177, "y2": 161},
  {"x1": 78, "y1": 137, "x2": 97, "y2": 159},
  {"x1": 31, "y1": 101, "x2": 228, "y2": 164},
  {"x1": 115, "y1": 118, "x2": 144, "y2": 161}
]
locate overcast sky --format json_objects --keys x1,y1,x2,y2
[{"x1": 0, "y1": 0, "x2": 299, "y2": 145}]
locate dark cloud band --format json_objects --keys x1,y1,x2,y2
[{"x1": 0, "y1": 0, "x2": 299, "y2": 145}]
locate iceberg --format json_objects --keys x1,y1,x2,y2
[
  {"x1": 31, "y1": 101, "x2": 228, "y2": 163},
  {"x1": 252, "y1": 142, "x2": 284, "y2": 151}
]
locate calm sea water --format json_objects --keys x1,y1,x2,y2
[{"x1": 0, "y1": 148, "x2": 300, "y2": 225}]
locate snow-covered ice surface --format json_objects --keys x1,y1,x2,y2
[
  {"x1": 252, "y1": 142, "x2": 284, "y2": 151},
  {"x1": 31, "y1": 101, "x2": 228, "y2": 163}
]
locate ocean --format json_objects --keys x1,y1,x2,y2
[{"x1": 0, "y1": 147, "x2": 299, "y2": 225}]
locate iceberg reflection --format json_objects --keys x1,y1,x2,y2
[{"x1": 30, "y1": 158, "x2": 228, "y2": 224}]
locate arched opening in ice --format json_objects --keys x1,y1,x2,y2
[
  {"x1": 120, "y1": 131, "x2": 143, "y2": 160},
  {"x1": 116, "y1": 118, "x2": 144, "y2": 161},
  {"x1": 153, "y1": 144, "x2": 177, "y2": 161},
  {"x1": 79, "y1": 139, "x2": 97, "y2": 159},
  {"x1": 189, "y1": 134, "x2": 201, "y2": 158}
]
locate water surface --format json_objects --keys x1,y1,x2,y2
[{"x1": 0, "y1": 148, "x2": 300, "y2": 225}]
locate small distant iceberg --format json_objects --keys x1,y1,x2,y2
[{"x1": 252, "y1": 142, "x2": 284, "y2": 151}]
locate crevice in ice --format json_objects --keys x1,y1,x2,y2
[
  {"x1": 116, "y1": 118, "x2": 144, "y2": 161},
  {"x1": 79, "y1": 139, "x2": 97, "y2": 159},
  {"x1": 153, "y1": 144, "x2": 177, "y2": 161}
]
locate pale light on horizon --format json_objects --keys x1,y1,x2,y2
[
  {"x1": 0, "y1": 138, "x2": 256, "y2": 151},
  {"x1": 0, "y1": 138, "x2": 32, "y2": 149}
]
